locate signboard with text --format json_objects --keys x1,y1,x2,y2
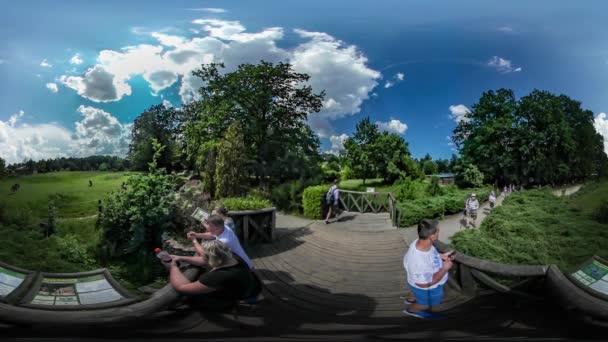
[
  {"x1": 0, "y1": 266, "x2": 26, "y2": 298},
  {"x1": 570, "y1": 257, "x2": 608, "y2": 298}
]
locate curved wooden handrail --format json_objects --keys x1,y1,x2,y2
[
  {"x1": 0, "y1": 268, "x2": 199, "y2": 326},
  {"x1": 434, "y1": 240, "x2": 549, "y2": 277},
  {"x1": 226, "y1": 207, "x2": 276, "y2": 215}
]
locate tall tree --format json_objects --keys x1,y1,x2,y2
[
  {"x1": 0, "y1": 157, "x2": 5, "y2": 178},
  {"x1": 128, "y1": 104, "x2": 183, "y2": 171},
  {"x1": 454, "y1": 88, "x2": 606, "y2": 185},
  {"x1": 184, "y1": 62, "x2": 324, "y2": 188},
  {"x1": 215, "y1": 122, "x2": 249, "y2": 198}
]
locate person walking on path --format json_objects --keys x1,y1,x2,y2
[
  {"x1": 464, "y1": 193, "x2": 480, "y2": 228},
  {"x1": 403, "y1": 219, "x2": 455, "y2": 319},
  {"x1": 324, "y1": 179, "x2": 341, "y2": 224},
  {"x1": 488, "y1": 190, "x2": 496, "y2": 210}
]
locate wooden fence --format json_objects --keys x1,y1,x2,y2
[{"x1": 338, "y1": 190, "x2": 401, "y2": 227}]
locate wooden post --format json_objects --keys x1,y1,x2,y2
[
  {"x1": 243, "y1": 215, "x2": 250, "y2": 246},
  {"x1": 270, "y1": 210, "x2": 276, "y2": 241}
]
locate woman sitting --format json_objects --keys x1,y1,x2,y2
[{"x1": 163, "y1": 239, "x2": 260, "y2": 310}]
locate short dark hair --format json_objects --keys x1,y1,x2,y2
[
  {"x1": 207, "y1": 214, "x2": 225, "y2": 229},
  {"x1": 417, "y1": 219, "x2": 439, "y2": 240},
  {"x1": 215, "y1": 206, "x2": 228, "y2": 216}
]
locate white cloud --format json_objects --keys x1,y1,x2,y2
[
  {"x1": 594, "y1": 112, "x2": 608, "y2": 155},
  {"x1": 69, "y1": 53, "x2": 83, "y2": 65},
  {"x1": 40, "y1": 59, "x2": 52, "y2": 67},
  {"x1": 60, "y1": 20, "x2": 380, "y2": 138},
  {"x1": 376, "y1": 119, "x2": 408, "y2": 134},
  {"x1": 449, "y1": 104, "x2": 471, "y2": 123},
  {"x1": 487, "y1": 56, "x2": 522, "y2": 74},
  {"x1": 498, "y1": 26, "x2": 514, "y2": 33},
  {"x1": 0, "y1": 107, "x2": 131, "y2": 164},
  {"x1": 185, "y1": 8, "x2": 227, "y2": 13},
  {"x1": 60, "y1": 65, "x2": 131, "y2": 102},
  {"x1": 327, "y1": 133, "x2": 349, "y2": 155},
  {"x1": 395, "y1": 72, "x2": 405, "y2": 81},
  {"x1": 292, "y1": 29, "x2": 380, "y2": 136},
  {"x1": 46, "y1": 82, "x2": 58, "y2": 93},
  {"x1": 162, "y1": 99, "x2": 173, "y2": 108},
  {"x1": 384, "y1": 81, "x2": 394, "y2": 89}
]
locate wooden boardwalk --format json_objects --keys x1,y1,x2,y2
[{"x1": 249, "y1": 212, "x2": 467, "y2": 318}]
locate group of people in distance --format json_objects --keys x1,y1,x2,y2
[{"x1": 160, "y1": 206, "x2": 261, "y2": 311}]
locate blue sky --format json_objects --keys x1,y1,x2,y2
[{"x1": 1, "y1": 0, "x2": 608, "y2": 164}]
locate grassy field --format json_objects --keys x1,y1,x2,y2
[
  {"x1": 0, "y1": 171, "x2": 134, "y2": 218},
  {"x1": 451, "y1": 182, "x2": 608, "y2": 270}
]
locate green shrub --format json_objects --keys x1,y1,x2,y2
[
  {"x1": 594, "y1": 199, "x2": 608, "y2": 224},
  {"x1": 452, "y1": 188, "x2": 608, "y2": 270},
  {"x1": 393, "y1": 177, "x2": 427, "y2": 201},
  {"x1": 303, "y1": 185, "x2": 328, "y2": 219},
  {"x1": 216, "y1": 196, "x2": 272, "y2": 211},
  {"x1": 270, "y1": 178, "x2": 319, "y2": 213},
  {"x1": 427, "y1": 176, "x2": 444, "y2": 196}
]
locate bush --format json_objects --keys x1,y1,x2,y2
[
  {"x1": 216, "y1": 196, "x2": 272, "y2": 211},
  {"x1": 452, "y1": 189, "x2": 608, "y2": 270},
  {"x1": 303, "y1": 185, "x2": 328, "y2": 219},
  {"x1": 594, "y1": 200, "x2": 608, "y2": 224},
  {"x1": 456, "y1": 164, "x2": 484, "y2": 188},
  {"x1": 393, "y1": 177, "x2": 427, "y2": 201},
  {"x1": 270, "y1": 178, "x2": 319, "y2": 213},
  {"x1": 427, "y1": 176, "x2": 444, "y2": 196}
]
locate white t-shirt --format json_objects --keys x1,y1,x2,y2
[
  {"x1": 217, "y1": 228, "x2": 253, "y2": 269},
  {"x1": 403, "y1": 239, "x2": 448, "y2": 289}
]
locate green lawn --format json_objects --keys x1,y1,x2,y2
[
  {"x1": 0, "y1": 171, "x2": 134, "y2": 219},
  {"x1": 451, "y1": 182, "x2": 608, "y2": 270}
]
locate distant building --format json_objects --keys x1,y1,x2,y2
[
  {"x1": 11, "y1": 166, "x2": 37, "y2": 176},
  {"x1": 427, "y1": 173, "x2": 455, "y2": 185}
]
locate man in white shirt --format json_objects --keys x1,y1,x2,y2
[
  {"x1": 186, "y1": 215, "x2": 254, "y2": 269},
  {"x1": 465, "y1": 193, "x2": 480, "y2": 228},
  {"x1": 403, "y1": 219, "x2": 454, "y2": 318}
]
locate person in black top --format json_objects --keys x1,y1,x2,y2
[{"x1": 163, "y1": 239, "x2": 261, "y2": 310}]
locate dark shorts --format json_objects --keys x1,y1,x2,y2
[{"x1": 409, "y1": 284, "x2": 444, "y2": 307}]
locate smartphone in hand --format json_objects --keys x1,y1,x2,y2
[{"x1": 191, "y1": 207, "x2": 209, "y2": 223}]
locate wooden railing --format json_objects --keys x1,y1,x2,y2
[{"x1": 338, "y1": 190, "x2": 401, "y2": 227}]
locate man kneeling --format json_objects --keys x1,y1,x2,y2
[
  {"x1": 403, "y1": 219, "x2": 454, "y2": 318},
  {"x1": 163, "y1": 239, "x2": 260, "y2": 310}
]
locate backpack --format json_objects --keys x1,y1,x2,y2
[{"x1": 326, "y1": 187, "x2": 335, "y2": 205}]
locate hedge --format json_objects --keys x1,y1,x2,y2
[
  {"x1": 303, "y1": 185, "x2": 329, "y2": 219},
  {"x1": 397, "y1": 187, "x2": 492, "y2": 227},
  {"x1": 216, "y1": 196, "x2": 272, "y2": 211}
]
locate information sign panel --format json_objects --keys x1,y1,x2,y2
[
  {"x1": 29, "y1": 274, "x2": 125, "y2": 306},
  {"x1": 570, "y1": 259, "x2": 608, "y2": 296},
  {"x1": 0, "y1": 266, "x2": 26, "y2": 297}
]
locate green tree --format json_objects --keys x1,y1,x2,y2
[
  {"x1": 184, "y1": 62, "x2": 324, "y2": 187},
  {"x1": 128, "y1": 104, "x2": 183, "y2": 171},
  {"x1": 99, "y1": 139, "x2": 178, "y2": 282},
  {"x1": 0, "y1": 157, "x2": 5, "y2": 178},
  {"x1": 453, "y1": 88, "x2": 605, "y2": 185},
  {"x1": 215, "y1": 122, "x2": 249, "y2": 198},
  {"x1": 456, "y1": 164, "x2": 484, "y2": 188},
  {"x1": 342, "y1": 117, "x2": 417, "y2": 183}
]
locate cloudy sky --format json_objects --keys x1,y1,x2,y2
[{"x1": 1, "y1": 0, "x2": 608, "y2": 164}]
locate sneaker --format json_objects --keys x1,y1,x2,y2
[
  {"x1": 402, "y1": 309, "x2": 434, "y2": 319},
  {"x1": 324, "y1": 220, "x2": 329, "y2": 224},
  {"x1": 404, "y1": 298, "x2": 415, "y2": 305}
]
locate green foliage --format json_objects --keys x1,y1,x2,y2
[
  {"x1": 270, "y1": 178, "x2": 320, "y2": 213},
  {"x1": 393, "y1": 177, "x2": 428, "y2": 201},
  {"x1": 215, "y1": 196, "x2": 272, "y2": 211},
  {"x1": 342, "y1": 117, "x2": 418, "y2": 183},
  {"x1": 427, "y1": 176, "x2": 444, "y2": 196},
  {"x1": 457, "y1": 164, "x2": 484, "y2": 188},
  {"x1": 302, "y1": 185, "x2": 328, "y2": 219},
  {"x1": 99, "y1": 140, "x2": 178, "y2": 282},
  {"x1": 594, "y1": 200, "x2": 608, "y2": 224},
  {"x1": 453, "y1": 89, "x2": 608, "y2": 185},
  {"x1": 184, "y1": 62, "x2": 324, "y2": 186},
  {"x1": 397, "y1": 187, "x2": 491, "y2": 226},
  {"x1": 0, "y1": 157, "x2": 5, "y2": 178},
  {"x1": 340, "y1": 165, "x2": 355, "y2": 181},
  {"x1": 128, "y1": 104, "x2": 184, "y2": 171},
  {"x1": 46, "y1": 205, "x2": 57, "y2": 237},
  {"x1": 215, "y1": 122, "x2": 249, "y2": 198},
  {"x1": 452, "y1": 188, "x2": 608, "y2": 269}
]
